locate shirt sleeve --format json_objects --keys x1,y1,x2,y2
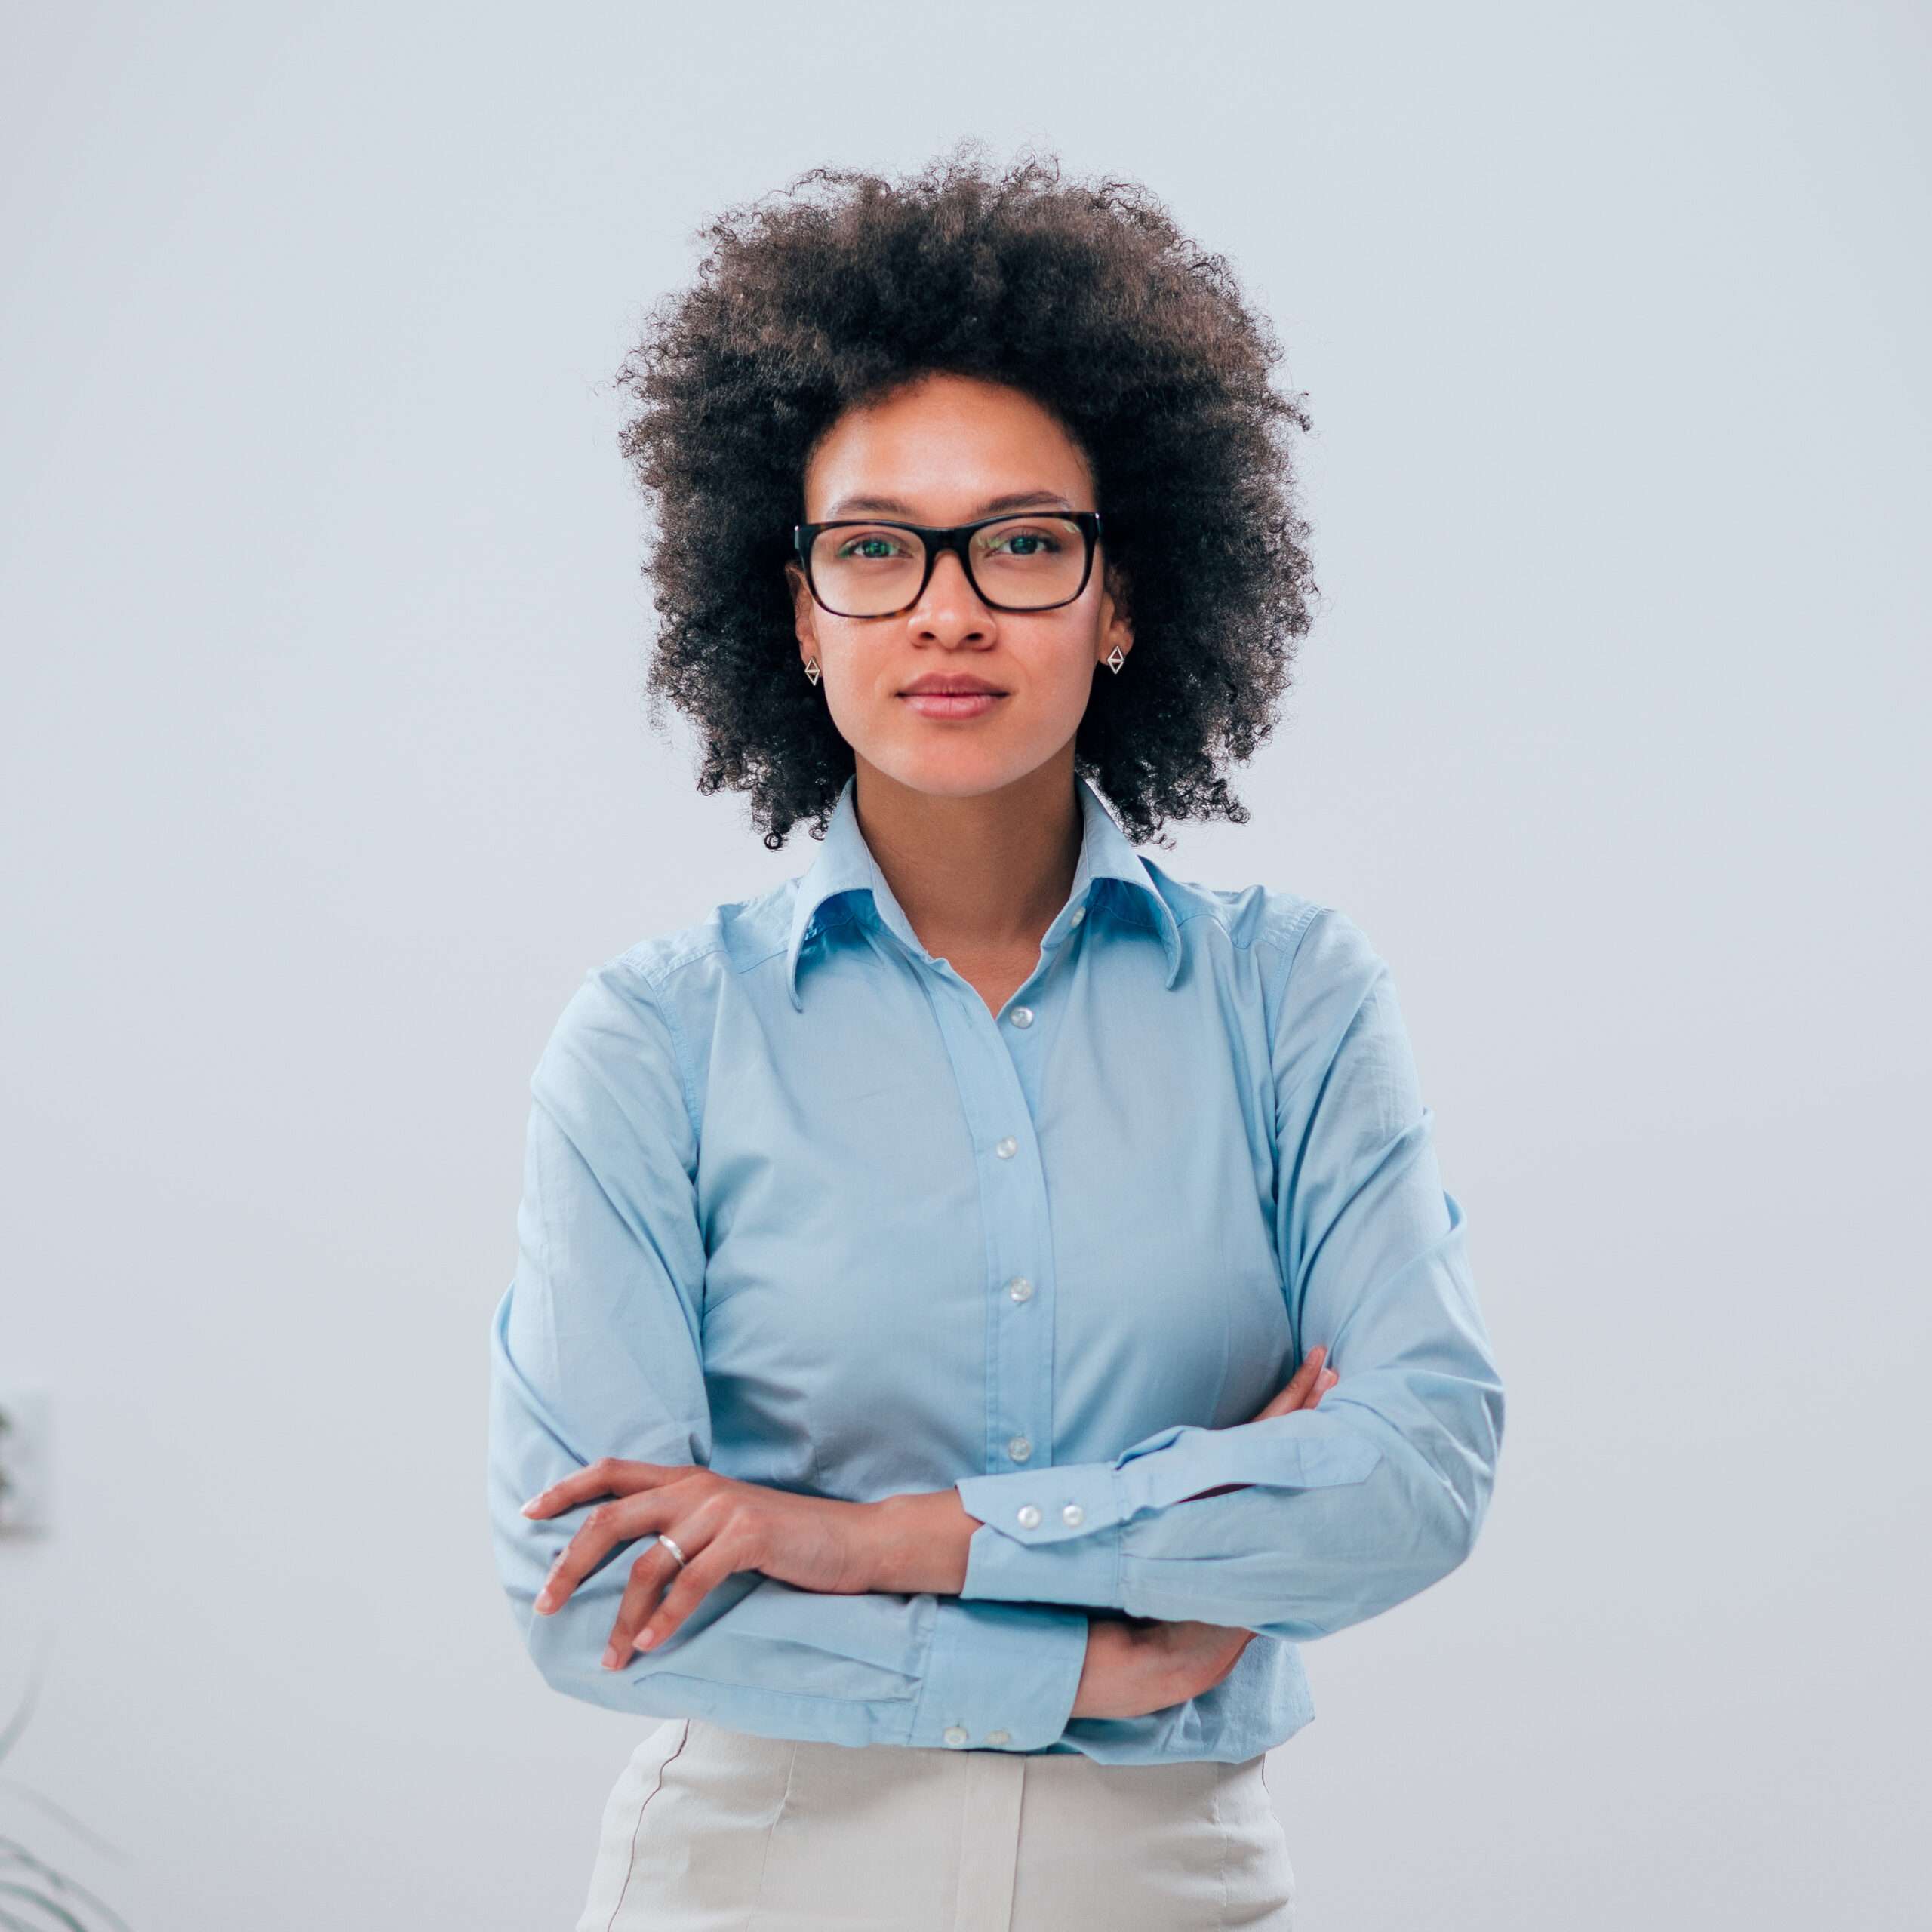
[
  {"x1": 951, "y1": 906, "x2": 1506, "y2": 1641},
  {"x1": 486, "y1": 958, "x2": 1091, "y2": 1752}
]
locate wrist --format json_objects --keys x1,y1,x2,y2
[{"x1": 864, "y1": 1489, "x2": 978, "y2": 1596}]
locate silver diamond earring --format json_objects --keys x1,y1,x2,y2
[
  {"x1": 804, "y1": 656, "x2": 820, "y2": 686},
  {"x1": 1106, "y1": 645, "x2": 1125, "y2": 673}
]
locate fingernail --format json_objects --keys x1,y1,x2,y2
[
  {"x1": 601, "y1": 1642, "x2": 621, "y2": 1668},
  {"x1": 635, "y1": 1628, "x2": 659, "y2": 1651}
]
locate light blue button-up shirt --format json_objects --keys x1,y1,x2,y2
[{"x1": 487, "y1": 771, "x2": 1504, "y2": 1763}]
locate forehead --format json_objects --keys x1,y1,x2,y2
[{"x1": 802, "y1": 374, "x2": 1094, "y2": 518}]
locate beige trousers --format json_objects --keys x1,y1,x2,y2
[{"x1": 574, "y1": 1717, "x2": 1296, "y2": 1930}]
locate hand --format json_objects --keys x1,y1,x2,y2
[
  {"x1": 1070, "y1": 1616, "x2": 1256, "y2": 1721},
  {"x1": 1180, "y1": 1343, "x2": 1340, "y2": 1502},
  {"x1": 521, "y1": 1462, "x2": 878, "y2": 1667},
  {"x1": 1069, "y1": 1345, "x2": 1340, "y2": 1719},
  {"x1": 1250, "y1": 1343, "x2": 1338, "y2": 1423}
]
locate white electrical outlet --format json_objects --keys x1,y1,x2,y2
[{"x1": 0, "y1": 1386, "x2": 51, "y2": 1535}]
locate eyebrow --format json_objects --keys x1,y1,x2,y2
[{"x1": 819, "y1": 489, "x2": 1077, "y2": 519}]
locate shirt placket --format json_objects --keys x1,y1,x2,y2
[{"x1": 916, "y1": 909, "x2": 1085, "y2": 1495}]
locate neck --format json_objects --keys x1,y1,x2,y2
[{"x1": 851, "y1": 749, "x2": 1082, "y2": 961}]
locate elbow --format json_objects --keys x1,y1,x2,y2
[
  {"x1": 504, "y1": 1565, "x2": 700, "y2": 1724},
  {"x1": 1430, "y1": 1376, "x2": 1505, "y2": 1579},
  {"x1": 491, "y1": 1510, "x2": 632, "y2": 1712},
  {"x1": 488, "y1": 1474, "x2": 698, "y2": 1721},
  {"x1": 528, "y1": 1607, "x2": 616, "y2": 1709},
  {"x1": 1334, "y1": 1380, "x2": 1501, "y2": 1614},
  {"x1": 513, "y1": 1583, "x2": 660, "y2": 1715},
  {"x1": 492, "y1": 1545, "x2": 584, "y2": 1697},
  {"x1": 1375, "y1": 1457, "x2": 1486, "y2": 1610},
  {"x1": 1457, "y1": 1374, "x2": 1506, "y2": 1561},
  {"x1": 1128, "y1": 1377, "x2": 1503, "y2": 1646},
  {"x1": 1435, "y1": 1469, "x2": 1487, "y2": 1583},
  {"x1": 513, "y1": 1585, "x2": 585, "y2": 1697}
]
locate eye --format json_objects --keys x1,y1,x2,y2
[
  {"x1": 833, "y1": 530, "x2": 913, "y2": 561},
  {"x1": 979, "y1": 522, "x2": 1070, "y2": 557}
]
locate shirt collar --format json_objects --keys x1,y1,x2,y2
[{"x1": 785, "y1": 771, "x2": 1183, "y2": 1012}]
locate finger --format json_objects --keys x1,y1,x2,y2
[
  {"x1": 603, "y1": 1537, "x2": 686, "y2": 1666},
  {"x1": 1276, "y1": 1345, "x2": 1327, "y2": 1404},
  {"x1": 1250, "y1": 1346, "x2": 1327, "y2": 1422},
  {"x1": 1311, "y1": 1367, "x2": 1339, "y2": 1404},
  {"x1": 522, "y1": 1457, "x2": 671, "y2": 1520},
  {"x1": 635, "y1": 1539, "x2": 743, "y2": 1654},
  {"x1": 536, "y1": 1494, "x2": 665, "y2": 1616}
]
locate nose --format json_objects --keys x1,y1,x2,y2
[{"x1": 908, "y1": 546, "x2": 993, "y2": 642}]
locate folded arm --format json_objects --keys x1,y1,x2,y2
[
  {"x1": 946, "y1": 907, "x2": 1507, "y2": 1641},
  {"x1": 486, "y1": 959, "x2": 1088, "y2": 1751}
]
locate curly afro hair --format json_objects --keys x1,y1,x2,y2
[{"x1": 613, "y1": 140, "x2": 1318, "y2": 852}]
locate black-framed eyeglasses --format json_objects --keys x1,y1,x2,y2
[{"x1": 792, "y1": 510, "x2": 1103, "y2": 618}]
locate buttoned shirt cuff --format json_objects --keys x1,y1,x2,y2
[
  {"x1": 952, "y1": 1463, "x2": 1132, "y2": 1610},
  {"x1": 905, "y1": 1598, "x2": 1089, "y2": 1752}
]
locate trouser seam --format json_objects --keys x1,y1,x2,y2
[{"x1": 747, "y1": 1738, "x2": 801, "y2": 1930}]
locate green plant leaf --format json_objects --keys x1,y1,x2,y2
[{"x1": 0, "y1": 1878, "x2": 93, "y2": 1932}]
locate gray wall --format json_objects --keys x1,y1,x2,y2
[{"x1": 3, "y1": 3, "x2": 1925, "y2": 1926}]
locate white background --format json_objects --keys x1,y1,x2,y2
[{"x1": 3, "y1": 3, "x2": 1927, "y2": 1926}]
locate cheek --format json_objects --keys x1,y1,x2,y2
[
  {"x1": 1045, "y1": 657, "x2": 1101, "y2": 716},
  {"x1": 1031, "y1": 634, "x2": 1109, "y2": 718}
]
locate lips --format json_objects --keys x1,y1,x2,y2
[{"x1": 899, "y1": 690, "x2": 1005, "y2": 719}]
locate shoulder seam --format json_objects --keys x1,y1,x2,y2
[
  {"x1": 610, "y1": 954, "x2": 704, "y2": 1146},
  {"x1": 622, "y1": 937, "x2": 730, "y2": 987},
  {"x1": 1107, "y1": 889, "x2": 1244, "y2": 947},
  {"x1": 1259, "y1": 900, "x2": 1331, "y2": 1014}
]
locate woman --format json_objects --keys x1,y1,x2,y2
[{"x1": 487, "y1": 146, "x2": 1505, "y2": 1930}]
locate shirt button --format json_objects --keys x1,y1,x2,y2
[
  {"x1": 1007, "y1": 1435, "x2": 1032, "y2": 1462},
  {"x1": 1070, "y1": 907, "x2": 1086, "y2": 925},
  {"x1": 1007, "y1": 1276, "x2": 1033, "y2": 1303},
  {"x1": 1061, "y1": 1503, "x2": 1084, "y2": 1527},
  {"x1": 1008, "y1": 1005, "x2": 1033, "y2": 1028},
  {"x1": 986, "y1": 1729, "x2": 1011, "y2": 1746},
  {"x1": 995, "y1": 1136, "x2": 1017, "y2": 1158},
  {"x1": 1017, "y1": 1504, "x2": 1042, "y2": 1529},
  {"x1": 943, "y1": 1725, "x2": 969, "y2": 1747}
]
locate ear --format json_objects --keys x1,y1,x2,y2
[
  {"x1": 786, "y1": 561, "x2": 820, "y2": 661},
  {"x1": 1100, "y1": 558, "x2": 1134, "y2": 659}
]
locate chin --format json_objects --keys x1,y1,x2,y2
[{"x1": 862, "y1": 736, "x2": 1067, "y2": 801}]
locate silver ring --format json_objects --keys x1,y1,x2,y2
[{"x1": 657, "y1": 1534, "x2": 688, "y2": 1568}]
